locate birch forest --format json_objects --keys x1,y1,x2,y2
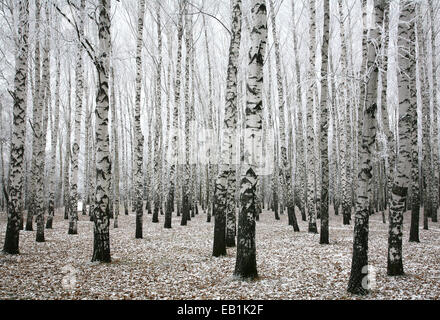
[{"x1": 0, "y1": 0, "x2": 439, "y2": 300}]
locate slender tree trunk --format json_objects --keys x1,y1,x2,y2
[
  {"x1": 3, "y1": 0, "x2": 29, "y2": 254},
  {"x1": 306, "y1": 0, "x2": 318, "y2": 233},
  {"x1": 428, "y1": 0, "x2": 439, "y2": 223},
  {"x1": 83, "y1": 79, "x2": 90, "y2": 217},
  {"x1": 63, "y1": 69, "x2": 72, "y2": 221},
  {"x1": 347, "y1": 0, "x2": 383, "y2": 294},
  {"x1": 234, "y1": 0, "x2": 267, "y2": 280},
  {"x1": 292, "y1": 0, "x2": 306, "y2": 222},
  {"x1": 213, "y1": 0, "x2": 242, "y2": 255},
  {"x1": 91, "y1": 0, "x2": 112, "y2": 263},
  {"x1": 166, "y1": 0, "x2": 184, "y2": 228},
  {"x1": 419, "y1": 6, "x2": 432, "y2": 231},
  {"x1": 319, "y1": 0, "x2": 330, "y2": 244},
  {"x1": 47, "y1": 45, "x2": 61, "y2": 229},
  {"x1": 152, "y1": 0, "x2": 163, "y2": 224},
  {"x1": 387, "y1": 1, "x2": 416, "y2": 276},
  {"x1": 410, "y1": 7, "x2": 423, "y2": 243},
  {"x1": 163, "y1": 25, "x2": 174, "y2": 229},
  {"x1": 26, "y1": 0, "x2": 42, "y2": 232},
  {"x1": 181, "y1": 3, "x2": 192, "y2": 227},
  {"x1": 35, "y1": 2, "x2": 51, "y2": 242},
  {"x1": 111, "y1": 67, "x2": 120, "y2": 228},
  {"x1": 134, "y1": 0, "x2": 146, "y2": 238},
  {"x1": 69, "y1": 0, "x2": 85, "y2": 235}
]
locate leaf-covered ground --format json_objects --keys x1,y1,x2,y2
[{"x1": 0, "y1": 207, "x2": 439, "y2": 300}]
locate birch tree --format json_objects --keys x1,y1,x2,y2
[
  {"x1": 319, "y1": 0, "x2": 330, "y2": 244},
  {"x1": 56, "y1": 0, "x2": 114, "y2": 260},
  {"x1": 347, "y1": 0, "x2": 384, "y2": 294},
  {"x1": 69, "y1": 0, "x2": 85, "y2": 235},
  {"x1": 181, "y1": 5, "x2": 192, "y2": 227},
  {"x1": 213, "y1": 0, "x2": 242, "y2": 256},
  {"x1": 427, "y1": 0, "x2": 439, "y2": 223},
  {"x1": 152, "y1": 0, "x2": 163, "y2": 224},
  {"x1": 306, "y1": 0, "x2": 318, "y2": 233},
  {"x1": 292, "y1": 0, "x2": 306, "y2": 222},
  {"x1": 409, "y1": 4, "x2": 422, "y2": 243},
  {"x1": 25, "y1": 0, "x2": 42, "y2": 232},
  {"x1": 3, "y1": 0, "x2": 29, "y2": 254},
  {"x1": 165, "y1": 0, "x2": 185, "y2": 228},
  {"x1": 34, "y1": 1, "x2": 51, "y2": 242},
  {"x1": 234, "y1": 0, "x2": 267, "y2": 280},
  {"x1": 134, "y1": 0, "x2": 146, "y2": 238},
  {"x1": 89, "y1": 0, "x2": 112, "y2": 262},
  {"x1": 387, "y1": 1, "x2": 416, "y2": 276},
  {"x1": 47, "y1": 42, "x2": 61, "y2": 229},
  {"x1": 63, "y1": 67, "x2": 72, "y2": 220},
  {"x1": 111, "y1": 67, "x2": 120, "y2": 228},
  {"x1": 269, "y1": 0, "x2": 298, "y2": 232}
]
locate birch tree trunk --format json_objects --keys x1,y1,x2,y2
[
  {"x1": 83, "y1": 77, "x2": 90, "y2": 216},
  {"x1": 88, "y1": 101, "x2": 96, "y2": 222},
  {"x1": 26, "y1": 0, "x2": 41, "y2": 232},
  {"x1": 338, "y1": 0, "x2": 352, "y2": 226},
  {"x1": 134, "y1": 0, "x2": 146, "y2": 238},
  {"x1": 306, "y1": 0, "x2": 318, "y2": 233},
  {"x1": 213, "y1": 0, "x2": 242, "y2": 256},
  {"x1": 234, "y1": 0, "x2": 267, "y2": 280},
  {"x1": 268, "y1": 0, "x2": 298, "y2": 231},
  {"x1": 69, "y1": 0, "x2": 85, "y2": 235},
  {"x1": 34, "y1": 2, "x2": 51, "y2": 242},
  {"x1": 292, "y1": 0, "x2": 306, "y2": 222},
  {"x1": 387, "y1": 1, "x2": 416, "y2": 276},
  {"x1": 163, "y1": 25, "x2": 173, "y2": 229},
  {"x1": 202, "y1": 16, "x2": 213, "y2": 223},
  {"x1": 420, "y1": 7, "x2": 432, "y2": 231},
  {"x1": 3, "y1": 0, "x2": 29, "y2": 254},
  {"x1": 166, "y1": 0, "x2": 184, "y2": 228},
  {"x1": 152, "y1": 0, "x2": 162, "y2": 224},
  {"x1": 181, "y1": 5, "x2": 192, "y2": 227},
  {"x1": 319, "y1": 0, "x2": 330, "y2": 243},
  {"x1": 409, "y1": 6, "x2": 422, "y2": 243},
  {"x1": 91, "y1": 0, "x2": 111, "y2": 262},
  {"x1": 347, "y1": 0, "x2": 383, "y2": 294},
  {"x1": 47, "y1": 45, "x2": 61, "y2": 229},
  {"x1": 63, "y1": 68, "x2": 72, "y2": 221},
  {"x1": 111, "y1": 67, "x2": 120, "y2": 228},
  {"x1": 379, "y1": 4, "x2": 394, "y2": 215},
  {"x1": 428, "y1": 0, "x2": 439, "y2": 223},
  {"x1": 346, "y1": 87, "x2": 377, "y2": 295}
]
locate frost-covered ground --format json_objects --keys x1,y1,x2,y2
[{"x1": 0, "y1": 207, "x2": 439, "y2": 300}]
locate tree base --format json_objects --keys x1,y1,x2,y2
[
  {"x1": 91, "y1": 253, "x2": 111, "y2": 263},
  {"x1": 233, "y1": 270, "x2": 258, "y2": 281},
  {"x1": 308, "y1": 223, "x2": 318, "y2": 233},
  {"x1": 3, "y1": 230, "x2": 19, "y2": 255},
  {"x1": 347, "y1": 285, "x2": 369, "y2": 296},
  {"x1": 212, "y1": 250, "x2": 227, "y2": 257},
  {"x1": 226, "y1": 239, "x2": 236, "y2": 247},
  {"x1": 387, "y1": 263, "x2": 404, "y2": 276}
]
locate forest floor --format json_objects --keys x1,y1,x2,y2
[{"x1": 0, "y1": 206, "x2": 439, "y2": 300}]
